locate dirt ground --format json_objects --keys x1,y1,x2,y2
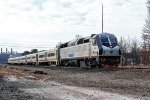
[{"x1": 0, "y1": 65, "x2": 150, "y2": 100}]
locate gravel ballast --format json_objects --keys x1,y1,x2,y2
[{"x1": 0, "y1": 65, "x2": 150, "y2": 100}]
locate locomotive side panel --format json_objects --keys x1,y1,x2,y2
[{"x1": 60, "y1": 43, "x2": 91, "y2": 59}]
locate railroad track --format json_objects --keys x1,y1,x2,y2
[{"x1": 3, "y1": 64, "x2": 150, "y2": 74}]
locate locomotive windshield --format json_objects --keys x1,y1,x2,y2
[
  {"x1": 101, "y1": 36, "x2": 110, "y2": 47},
  {"x1": 100, "y1": 34, "x2": 118, "y2": 48},
  {"x1": 109, "y1": 35, "x2": 118, "y2": 47}
]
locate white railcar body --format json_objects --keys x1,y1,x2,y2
[
  {"x1": 26, "y1": 55, "x2": 31, "y2": 64},
  {"x1": 14, "y1": 57, "x2": 19, "y2": 64},
  {"x1": 11, "y1": 58, "x2": 15, "y2": 64},
  {"x1": 13, "y1": 58, "x2": 16, "y2": 64},
  {"x1": 38, "y1": 51, "x2": 46, "y2": 63},
  {"x1": 22, "y1": 56, "x2": 26, "y2": 64},
  {"x1": 8, "y1": 58, "x2": 12, "y2": 64},
  {"x1": 46, "y1": 49, "x2": 58, "y2": 65},
  {"x1": 30, "y1": 53, "x2": 37, "y2": 63},
  {"x1": 18, "y1": 57, "x2": 22, "y2": 64}
]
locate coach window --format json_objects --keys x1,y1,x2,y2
[
  {"x1": 77, "y1": 38, "x2": 84, "y2": 45},
  {"x1": 64, "y1": 43, "x2": 68, "y2": 48},
  {"x1": 84, "y1": 39, "x2": 89, "y2": 43},
  {"x1": 51, "y1": 53, "x2": 55, "y2": 56},
  {"x1": 39, "y1": 55, "x2": 44, "y2": 58},
  {"x1": 48, "y1": 54, "x2": 51, "y2": 57},
  {"x1": 48, "y1": 53, "x2": 55, "y2": 57},
  {"x1": 32, "y1": 56, "x2": 35, "y2": 59}
]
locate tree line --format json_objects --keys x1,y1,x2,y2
[
  {"x1": 120, "y1": 0, "x2": 150, "y2": 66},
  {"x1": 22, "y1": 49, "x2": 38, "y2": 56}
]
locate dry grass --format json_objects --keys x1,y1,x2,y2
[{"x1": 0, "y1": 67, "x2": 30, "y2": 77}]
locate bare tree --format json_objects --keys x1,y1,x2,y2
[
  {"x1": 119, "y1": 37, "x2": 131, "y2": 65},
  {"x1": 142, "y1": 0, "x2": 150, "y2": 51},
  {"x1": 130, "y1": 39, "x2": 141, "y2": 65},
  {"x1": 119, "y1": 37, "x2": 141, "y2": 66}
]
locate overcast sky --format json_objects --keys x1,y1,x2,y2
[{"x1": 0, "y1": 0, "x2": 147, "y2": 52}]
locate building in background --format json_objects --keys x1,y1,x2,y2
[
  {"x1": 0, "y1": 48, "x2": 18, "y2": 64},
  {"x1": 0, "y1": 53, "x2": 10, "y2": 64}
]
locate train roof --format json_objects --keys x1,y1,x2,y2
[
  {"x1": 38, "y1": 51, "x2": 46, "y2": 55},
  {"x1": 84, "y1": 36, "x2": 91, "y2": 40},
  {"x1": 99, "y1": 32, "x2": 115, "y2": 37}
]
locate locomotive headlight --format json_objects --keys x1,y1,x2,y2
[{"x1": 109, "y1": 46, "x2": 112, "y2": 48}]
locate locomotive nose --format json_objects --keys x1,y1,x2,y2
[
  {"x1": 102, "y1": 46, "x2": 120, "y2": 55},
  {"x1": 109, "y1": 45, "x2": 113, "y2": 48}
]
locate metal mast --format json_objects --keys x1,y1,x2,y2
[{"x1": 102, "y1": 3, "x2": 104, "y2": 33}]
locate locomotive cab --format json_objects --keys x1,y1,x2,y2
[{"x1": 95, "y1": 33, "x2": 121, "y2": 67}]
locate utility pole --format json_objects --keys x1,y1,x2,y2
[
  {"x1": 11, "y1": 48, "x2": 13, "y2": 54},
  {"x1": 102, "y1": 3, "x2": 104, "y2": 33}
]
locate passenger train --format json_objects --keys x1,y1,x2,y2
[{"x1": 8, "y1": 33, "x2": 121, "y2": 68}]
